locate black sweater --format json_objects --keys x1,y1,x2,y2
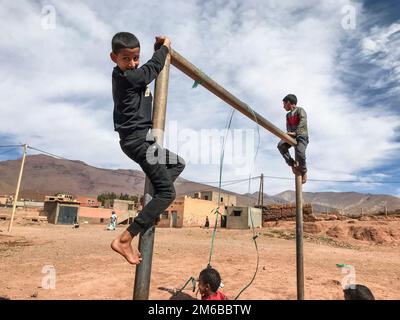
[{"x1": 112, "y1": 45, "x2": 169, "y2": 140}]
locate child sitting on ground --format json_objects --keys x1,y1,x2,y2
[
  {"x1": 198, "y1": 267, "x2": 227, "y2": 300},
  {"x1": 343, "y1": 284, "x2": 375, "y2": 300}
]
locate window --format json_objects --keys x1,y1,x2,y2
[
  {"x1": 220, "y1": 197, "x2": 224, "y2": 202},
  {"x1": 161, "y1": 211, "x2": 169, "y2": 219},
  {"x1": 233, "y1": 210, "x2": 242, "y2": 217},
  {"x1": 204, "y1": 196, "x2": 209, "y2": 200},
  {"x1": 194, "y1": 193, "x2": 199, "y2": 198},
  {"x1": 128, "y1": 204, "x2": 133, "y2": 211}
]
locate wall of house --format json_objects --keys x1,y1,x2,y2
[
  {"x1": 226, "y1": 206, "x2": 249, "y2": 229},
  {"x1": 211, "y1": 192, "x2": 237, "y2": 207},
  {"x1": 44, "y1": 201, "x2": 58, "y2": 223},
  {"x1": 114, "y1": 199, "x2": 135, "y2": 211},
  {"x1": 159, "y1": 196, "x2": 225, "y2": 228},
  {"x1": 183, "y1": 197, "x2": 225, "y2": 227},
  {"x1": 0, "y1": 196, "x2": 9, "y2": 206},
  {"x1": 75, "y1": 196, "x2": 101, "y2": 207},
  {"x1": 226, "y1": 207, "x2": 263, "y2": 229},
  {"x1": 158, "y1": 196, "x2": 185, "y2": 228},
  {"x1": 193, "y1": 191, "x2": 237, "y2": 207},
  {"x1": 78, "y1": 207, "x2": 134, "y2": 224},
  {"x1": 247, "y1": 207, "x2": 262, "y2": 228}
]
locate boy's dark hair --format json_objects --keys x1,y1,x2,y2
[
  {"x1": 199, "y1": 267, "x2": 221, "y2": 292},
  {"x1": 112, "y1": 32, "x2": 140, "y2": 54},
  {"x1": 283, "y1": 94, "x2": 297, "y2": 105},
  {"x1": 343, "y1": 284, "x2": 375, "y2": 300}
]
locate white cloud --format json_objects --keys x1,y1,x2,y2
[
  {"x1": 0, "y1": 0, "x2": 399, "y2": 196},
  {"x1": 360, "y1": 22, "x2": 400, "y2": 92}
]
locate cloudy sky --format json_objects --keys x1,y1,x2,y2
[{"x1": 0, "y1": 0, "x2": 399, "y2": 196}]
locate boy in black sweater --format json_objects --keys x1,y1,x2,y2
[{"x1": 109, "y1": 32, "x2": 185, "y2": 265}]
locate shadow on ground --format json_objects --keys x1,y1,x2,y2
[{"x1": 158, "y1": 287, "x2": 197, "y2": 300}]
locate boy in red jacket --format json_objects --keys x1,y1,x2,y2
[
  {"x1": 198, "y1": 267, "x2": 227, "y2": 300},
  {"x1": 277, "y1": 94, "x2": 309, "y2": 184}
]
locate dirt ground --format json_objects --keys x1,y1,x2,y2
[{"x1": 1, "y1": 215, "x2": 400, "y2": 300}]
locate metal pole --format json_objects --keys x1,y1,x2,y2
[
  {"x1": 261, "y1": 173, "x2": 264, "y2": 208},
  {"x1": 257, "y1": 176, "x2": 262, "y2": 207},
  {"x1": 133, "y1": 53, "x2": 171, "y2": 300},
  {"x1": 295, "y1": 173, "x2": 304, "y2": 300},
  {"x1": 170, "y1": 49, "x2": 297, "y2": 146},
  {"x1": 8, "y1": 144, "x2": 27, "y2": 232}
]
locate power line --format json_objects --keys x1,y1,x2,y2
[
  {"x1": 27, "y1": 146, "x2": 70, "y2": 161},
  {"x1": 27, "y1": 145, "x2": 144, "y2": 180},
  {"x1": 0, "y1": 145, "x2": 24, "y2": 148},
  {"x1": 178, "y1": 176, "x2": 261, "y2": 185},
  {"x1": 27, "y1": 145, "x2": 261, "y2": 185},
  {"x1": 17, "y1": 144, "x2": 400, "y2": 185},
  {"x1": 0, "y1": 146, "x2": 19, "y2": 156},
  {"x1": 262, "y1": 175, "x2": 400, "y2": 184}
]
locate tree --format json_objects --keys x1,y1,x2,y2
[
  {"x1": 97, "y1": 192, "x2": 141, "y2": 206},
  {"x1": 97, "y1": 192, "x2": 117, "y2": 206}
]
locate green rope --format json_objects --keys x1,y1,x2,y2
[
  {"x1": 178, "y1": 276, "x2": 197, "y2": 293},
  {"x1": 207, "y1": 207, "x2": 220, "y2": 268},
  {"x1": 192, "y1": 78, "x2": 205, "y2": 89},
  {"x1": 207, "y1": 109, "x2": 235, "y2": 267},
  {"x1": 177, "y1": 100, "x2": 263, "y2": 299},
  {"x1": 178, "y1": 109, "x2": 235, "y2": 294}
]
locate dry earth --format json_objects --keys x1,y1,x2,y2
[{"x1": 1, "y1": 212, "x2": 399, "y2": 300}]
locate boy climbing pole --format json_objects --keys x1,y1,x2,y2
[
  {"x1": 277, "y1": 94, "x2": 309, "y2": 184},
  {"x1": 109, "y1": 32, "x2": 185, "y2": 265}
]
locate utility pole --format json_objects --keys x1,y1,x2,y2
[
  {"x1": 257, "y1": 174, "x2": 264, "y2": 208},
  {"x1": 260, "y1": 173, "x2": 264, "y2": 208},
  {"x1": 257, "y1": 174, "x2": 264, "y2": 207},
  {"x1": 8, "y1": 144, "x2": 28, "y2": 232}
]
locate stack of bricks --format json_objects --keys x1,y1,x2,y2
[{"x1": 262, "y1": 203, "x2": 315, "y2": 222}]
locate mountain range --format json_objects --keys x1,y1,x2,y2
[{"x1": 1, "y1": 155, "x2": 399, "y2": 215}]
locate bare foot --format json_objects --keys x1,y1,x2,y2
[
  {"x1": 291, "y1": 165, "x2": 300, "y2": 175},
  {"x1": 111, "y1": 230, "x2": 142, "y2": 265},
  {"x1": 302, "y1": 172, "x2": 307, "y2": 184}
]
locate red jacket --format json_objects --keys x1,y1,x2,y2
[{"x1": 202, "y1": 290, "x2": 227, "y2": 300}]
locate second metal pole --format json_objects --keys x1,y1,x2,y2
[
  {"x1": 295, "y1": 173, "x2": 304, "y2": 300},
  {"x1": 133, "y1": 53, "x2": 171, "y2": 300},
  {"x1": 8, "y1": 144, "x2": 27, "y2": 233}
]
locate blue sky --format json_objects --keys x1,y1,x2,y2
[{"x1": 0, "y1": 0, "x2": 399, "y2": 196}]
